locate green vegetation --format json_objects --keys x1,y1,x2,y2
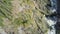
[
  {"x1": 0, "y1": 0, "x2": 12, "y2": 19},
  {"x1": 0, "y1": 18, "x2": 4, "y2": 27},
  {"x1": 0, "y1": 0, "x2": 53, "y2": 34},
  {"x1": 0, "y1": 0, "x2": 12, "y2": 27}
]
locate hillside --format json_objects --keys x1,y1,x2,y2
[{"x1": 0, "y1": 0, "x2": 55, "y2": 34}]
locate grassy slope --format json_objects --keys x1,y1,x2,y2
[{"x1": 0, "y1": 0, "x2": 52, "y2": 34}]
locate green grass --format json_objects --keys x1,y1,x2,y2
[
  {"x1": 0, "y1": 0, "x2": 12, "y2": 26},
  {"x1": 0, "y1": 0, "x2": 53, "y2": 34}
]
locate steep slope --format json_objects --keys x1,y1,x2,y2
[{"x1": 0, "y1": 0, "x2": 53, "y2": 34}]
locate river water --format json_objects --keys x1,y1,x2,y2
[
  {"x1": 45, "y1": 16, "x2": 57, "y2": 34},
  {"x1": 45, "y1": 0, "x2": 57, "y2": 34}
]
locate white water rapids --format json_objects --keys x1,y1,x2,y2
[
  {"x1": 45, "y1": 16, "x2": 57, "y2": 34},
  {"x1": 45, "y1": 0, "x2": 57, "y2": 34}
]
